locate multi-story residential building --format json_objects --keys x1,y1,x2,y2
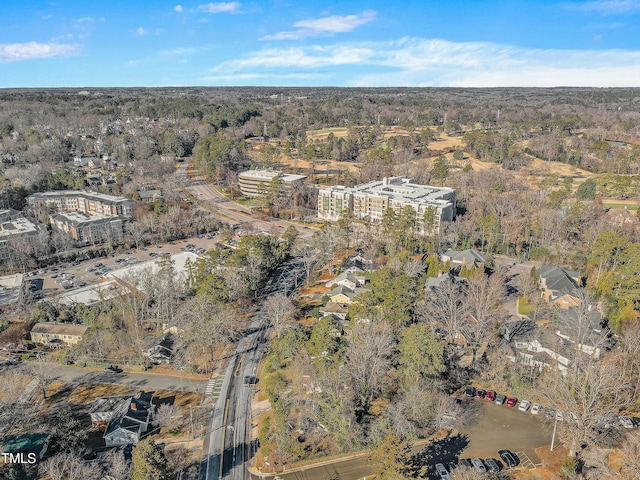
[
  {"x1": 238, "y1": 169, "x2": 307, "y2": 198},
  {"x1": 27, "y1": 190, "x2": 135, "y2": 217},
  {"x1": 0, "y1": 209, "x2": 43, "y2": 262},
  {"x1": 30, "y1": 322, "x2": 89, "y2": 346},
  {"x1": 49, "y1": 212, "x2": 125, "y2": 245},
  {"x1": 317, "y1": 177, "x2": 456, "y2": 234}
]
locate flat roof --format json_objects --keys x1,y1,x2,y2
[
  {"x1": 0, "y1": 216, "x2": 40, "y2": 237},
  {"x1": 239, "y1": 169, "x2": 306, "y2": 183},
  {"x1": 56, "y1": 279, "x2": 121, "y2": 306},
  {"x1": 106, "y1": 252, "x2": 199, "y2": 292}
]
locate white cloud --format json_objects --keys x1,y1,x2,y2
[
  {"x1": 563, "y1": 0, "x2": 640, "y2": 14},
  {"x1": 0, "y1": 42, "x2": 80, "y2": 63},
  {"x1": 262, "y1": 10, "x2": 376, "y2": 40},
  {"x1": 196, "y1": 2, "x2": 241, "y2": 13},
  {"x1": 209, "y1": 36, "x2": 640, "y2": 87},
  {"x1": 174, "y1": 5, "x2": 183, "y2": 12},
  {"x1": 137, "y1": 27, "x2": 146, "y2": 36}
]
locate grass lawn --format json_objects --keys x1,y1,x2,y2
[{"x1": 518, "y1": 297, "x2": 536, "y2": 316}]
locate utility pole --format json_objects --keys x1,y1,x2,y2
[{"x1": 550, "y1": 418, "x2": 558, "y2": 451}]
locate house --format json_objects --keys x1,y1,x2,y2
[
  {"x1": 318, "y1": 302, "x2": 349, "y2": 321},
  {"x1": 0, "y1": 433, "x2": 51, "y2": 460},
  {"x1": 138, "y1": 189, "x2": 163, "y2": 202},
  {"x1": 538, "y1": 264, "x2": 583, "y2": 308},
  {"x1": 327, "y1": 285, "x2": 368, "y2": 304},
  {"x1": 325, "y1": 271, "x2": 365, "y2": 290},
  {"x1": 425, "y1": 272, "x2": 467, "y2": 292},
  {"x1": 142, "y1": 332, "x2": 174, "y2": 365},
  {"x1": 30, "y1": 322, "x2": 89, "y2": 347},
  {"x1": 440, "y1": 249, "x2": 486, "y2": 270},
  {"x1": 504, "y1": 309, "x2": 609, "y2": 373},
  {"x1": 90, "y1": 395, "x2": 133, "y2": 429},
  {"x1": 101, "y1": 391, "x2": 155, "y2": 447}
]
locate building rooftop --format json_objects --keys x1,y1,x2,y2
[
  {"x1": 28, "y1": 190, "x2": 133, "y2": 205},
  {"x1": 0, "y1": 216, "x2": 40, "y2": 237},
  {"x1": 30, "y1": 322, "x2": 89, "y2": 337},
  {"x1": 56, "y1": 279, "x2": 121, "y2": 306},
  {"x1": 239, "y1": 169, "x2": 307, "y2": 182}
]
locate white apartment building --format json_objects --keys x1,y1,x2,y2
[
  {"x1": 0, "y1": 210, "x2": 42, "y2": 262},
  {"x1": 317, "y1": 177, "x2": 456, "y2": 234},
  {"x1": 238, "y1": 169, "x2": 307, "y2": 198},
  {"x1": 27, "y1": 190, "x2": 135, "y2": 217},
  {"x1": 49, "y1": 212, "x2": 125, "y2": 245}
]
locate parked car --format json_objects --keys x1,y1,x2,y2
[
  {"x1": 498, "y1": 450, "x2": 520, "y2": 468},
  {"x1": 475, "y1": 389, "x2": 487, "y2": 399},
  {"x1": 486, "y1": 390, "x2": 496, "y2": 401},
  {"x1": 620, "y1": 416, "x2": 634, "y2": 429},
  {"x1": 465, "y1": 386, "x2": 476, "y2": 397},
  {"x1": 544, "y1": 407, "x2": 556, "y2": 419},
  {"x1": 569, "y1": 412, "x2": 579, "y2": 422},
  {"x1": 485, "y1": 458, "x2": 501, "y2": 473},
  {"x1": 495, "y1": 394, "x2": 507, "y2": 406},
  {"x1": 531, "y1": 403, "x2": 542, "y2": 415},
  {"x1": 471, "y1": 458, "x2": 487, "y2": 473},
  {"x1": 104, "y1": 365, "x2": 123, "y2": 373},
  {"x1": 506, "y1": 397, "x2": 518, "y2": 408},
  {"x1": 518, "y1": 400, "x2": 531, "y2": 412},
  {"x1": 458, "y1": 459, "x2": 473, "y2": 469},
  {"x1": 435, "y1": 463, "x2": 450, "y2": 480},
  {"x1": 556, "y1": 410, "x2": 564, "y2": 421}
]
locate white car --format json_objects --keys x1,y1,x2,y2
[
  {"x1": 518, "y1": 399, "x2": 531, "y2": 412},
  {"x1": 556, "y1": 410, "x2": 565, "y2": 421},
  {"x1": 471, "y1": 458, "x2": 487, "y2": 473},
  {"x1": 435, "y1": 463, "x2": 450, "y2": 480},
  {"x1": 531, "y1": 403, "x2": 542, "y2": 415}
]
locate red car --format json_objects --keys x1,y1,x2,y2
[
  {"x1": 485, "y1": 390, "x2": 496, "y2": 401},
  {"x1": 475, "y1": 389, "x2": 487, "y2": 399},
  {"x1": 506, "y1": 397, "x2": 518, "y2": 407}
]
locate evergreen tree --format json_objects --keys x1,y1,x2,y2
[
  {"x1": 370, "y1": 429, "x2": 426, "y2": 479},
  {"x1": 130, "y1": 439, "x2": 170, "y2": 480}
]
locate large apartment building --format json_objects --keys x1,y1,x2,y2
[
  {"x1": 27, "y1": 190, "x2": 134, "y2": 247},
  {"x1": 238, "y1": 169, "x2": 307, "y2": 197},
  {"x1": 50, "y1": 212, "x2": 125, "y2": 245},
  {"x1": 0, "y1": 209, "x2": 43, "y2": 262},
  {"x1": 27, "y1": 190, "x2": 135, "y2": 217},
  {"x1": 317, "y1": 177, "x2": 456, "y2": 234}
]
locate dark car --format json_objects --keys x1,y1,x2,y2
[
  {"x1": 465, "y1": 386, "x2": 476, "y2": 397},
  {"x1": 506, "y1": 397, "x2": 518, "y2": 407},
  {"x1": 104, "y1": 365, "x2": 123, "y2": 373},
  {"x1": 485, "y1": 390, "x2": 496, "y2": 401},
  {"x1": 485, "y1": 458, "x2": 502, "y2": 473},
  {"x1": 495, "y1": 394, "x2": 507, "y2": 405},
  {"x1": 458, "y1": 459, "x2": 473, "y2": 469},
  {"x1": 498, "y1": 450, "x2": 520, "y2": 468},
  {"x1": 544, "y1": 406, "x2": 556, "y2": 419},
  {"x1": 475, "y1": 389, "x2": 487, "y2": 399}
]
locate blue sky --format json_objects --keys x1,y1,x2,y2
[{"x1": 2, "y1": 0, "x2": 640, "y2": 87}]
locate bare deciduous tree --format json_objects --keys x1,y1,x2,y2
[{"x1": 265, "y1": 293, "x2": 297, "y2": 338}]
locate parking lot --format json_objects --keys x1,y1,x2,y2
[
  {"x1": 459, "y1": 398, "x2": 554, "y2": 462},
  {"x1": 28, "y1": 235, "x2": 219, "y2": 297},
  {"x1": 418, "y1": 398, "x2": 556, "y2": 478}
]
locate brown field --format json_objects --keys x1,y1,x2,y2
[{"x1": 69, "y1": 383, "x2": 135, "y2": 404}]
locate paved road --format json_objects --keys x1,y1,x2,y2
[{"x1": 203, "y1": 259, "x2": 307, "y2": 480}]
